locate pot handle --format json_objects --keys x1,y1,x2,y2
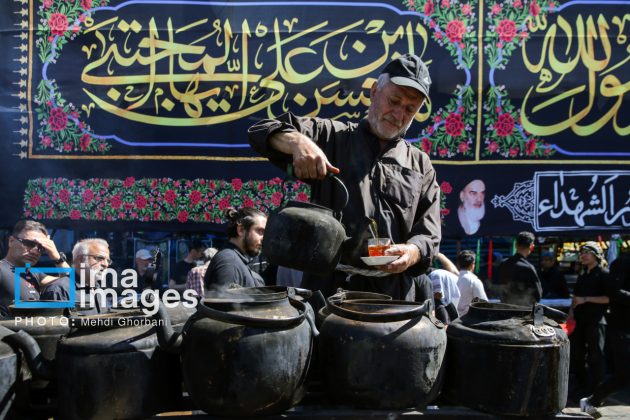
[
  {"x1": 535, "y1": 303, "x2": 568, "y2": 323},
  {"x1": 285, "y1": 164, "x2": 349, "y2": 219},
  {"x1": 195, "y1": 297, "x2": 313, "y2": 333},
  {"x1": 326, "y1": 296, "x2": 431, "y2": 323},
  {"x1": 153, "y1": 303, "x2": 184, "y2": 354},
  {"x1": 3, "y1": 330, "x2": 53, "y2": 380}
]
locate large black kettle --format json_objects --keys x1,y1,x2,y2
[
  {"x1": 154, "y1": 286, "x2": 318, "y2": 417},
  {"x1": 445, "y1": 302, "x2": 569, "y2": 416},
  {"x1": 263, "y1": 173, "x2": 350, "y2": 275}
]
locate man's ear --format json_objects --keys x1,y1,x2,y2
[
  {"x1": 370, "y1": 80, "x2": 378, "y2": 98},
  {"x1": 236, "y1": 223, "x2": 245, "y2": 237}
]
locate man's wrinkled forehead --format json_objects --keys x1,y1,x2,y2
[{"x1": 89, "y1": 243, "x2": 110, "y2": 256}]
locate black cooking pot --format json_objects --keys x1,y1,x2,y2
[
  {"x1": 319, "y1": 296, "x2": 446, "y2": 409},
  {"x1": 315, "y1": 289, "x2": 393, "y2": 328},
  {"x1": 7, "y1": 310, "x2": 183, "y2": 420},
  {"x1": 263, "y1": 174, "x2": 351, "y2": 274},
  {"x1": 0, "y1": 305, "x2": 71, "y2": 416},
  {"x1": 0, "y1": 325, "x2": 20, "y2": 418},
  {"x1": 155, "y1": 286, "x2": 318, "y2": 417},
  {"x1": 444, "y1": 302, "x2": 569, "y2": 416}
]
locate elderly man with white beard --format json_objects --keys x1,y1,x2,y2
[
  {"x1": 457, "y1": 179, "x2": 486, "y2": 235},
  {"x1": 41, "y1": 238, "x2": 111, "y2": 315}
]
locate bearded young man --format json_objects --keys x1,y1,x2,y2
[
  {"x1": 248, "y1": 54, "x2": 440, "y2": 301},
  {"x1": 204, "y1": 208, "x2": 267, "y2": 291},
  {"x1": 457, "y1": 179, "x2": 486, "y2": 235}
]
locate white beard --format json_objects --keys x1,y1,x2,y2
[{"x1": 458, "y1": 203, "x2": 485, "y2": 235}]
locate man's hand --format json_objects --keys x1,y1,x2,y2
[
  {"x1": 270, "y1": 132, "x2": 339, "y2": 180},
  {"x1": 37, "y1": 236, "x2": 62, "y2": 261},
  {"x1": 376, "y1": 243, "x2": 421, "y2": 274}
]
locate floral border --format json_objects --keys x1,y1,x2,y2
[
  {"x1": 24, "y1": 177, "x2": 311, "y2": 223},
  {"x1": 24, "y1": 176, "x2": 453, "y2": 225},
  {"x1": 439, "y1": 180, "x2": 453, "y2": 224},
  {"x1": 482, "y1": 0, "x2": 558, "y2": 158},
  {"x1": 35, "y1": 0, "x2": 111, "y2": 155},
  {"x1": 405, "y1": 0, "x2": 479, "y2": 158}
]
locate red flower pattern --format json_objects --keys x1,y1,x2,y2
[
  {"x1": 424, "y1": 0, "x2": 434, "y2": 15},
  {"x1": 444, "y1": 113, "x2": 465, "y2": 137},
  {"x1": 177, "y1": 210, "x2": 189, "y2": 223},
  {"x1": 48, "y1": 13, "x2": 68, "y2": 36},
  {"x1": 48, "y1": 108, "x2": 68, "y2": 131},
  {"x1": 421, "y1": 137, "x2": 433, "y2": 153},
  {"x1": 494, "y1": 113, "x2": 515, "y2": 137},
  {"x1": 58, "y1": 189, "x2": 70, "y2": 204},
  {"x1": 497, "y1": 19, "x2": 517, "y2": 42},
  {"x1": 445, "y1": 20, "x2": 466, "y2": 43},
  {"x1": 164, "y1": 190, "x2": 176, "y2": 204},
  {"x1": 82, "y1": 189, "x2": 94, "y2": 203},
  {"x1": 29, "y1": 194, "x2": 43, "y2": 207},
  {"x1": 440, "y1": 181, "x2": 453, "y2": 194}
]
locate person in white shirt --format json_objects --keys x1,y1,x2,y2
[{"x1": 456, "y1": 250, "x2": 488, "y2": 316}]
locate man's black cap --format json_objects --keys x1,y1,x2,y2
[{"x1": 380, "y1": 53, "x2": 431, "y2": 98}]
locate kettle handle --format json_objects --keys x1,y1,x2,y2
[
  {"x1": 196, "y1": 297, "x2": 308, "y2": 330},
  {"x1": 284, "y1": 164, "x2": 349, "y2": 219},
  {"x1": 326, "y1": 296, "x2": 431, "y2": 322}
]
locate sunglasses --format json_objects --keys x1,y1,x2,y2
[
  {"x1": 15, "y1": 237, "x2": 44, "y2": 252},
  {"x1": 83, "y1": 254, "x2": 113, "y2": 265}
]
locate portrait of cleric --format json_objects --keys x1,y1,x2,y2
[{"x1": 457, "y1": 179, "x2": 486, "y2": 236}]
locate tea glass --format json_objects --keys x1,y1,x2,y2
[{"x1": 367, "y1": 238, "x2": 392, "y2": 257}]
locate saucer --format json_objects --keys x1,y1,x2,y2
[{"x1": 360, "y1": 256, "x2": 399, "y2": 266}]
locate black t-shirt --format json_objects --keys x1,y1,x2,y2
[
  {"x1": 0, "y1": 259, "x2": 45, "y2": 316},
  {"x1": 40, "y1": 276, "x2": 103, "y2": 315},
  {"x1": 497, "y1": 254, "x2": 543, "y2": 305},
  {"x1": 573, "y1": 265, "x2": 609, "y2": 325},
  {"x1": 204, "y1": 243, "x2": 265, "y2": 290},
  {"x1": 540, "y1": 265, "x2": 570, "y2": 298}
]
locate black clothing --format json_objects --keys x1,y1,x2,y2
[
  {"x1": 605, "y1": 255, "x2": 630, "y2": 330},
  {"x1": 590, "y1": 255, "x2": 630, "y2": 405},
  {"x1": 40, "y1": 276, "x2": 104, "y2": 315},
  {"x1": 497, "y1": 254, "x2": 542, "y2": 306},
  {"x1": 0, "y1": 259, "x2": 45, "y2": 316},
  {"x1": 248, "y1": 113, "x2": 441, "y2": 301},
  {"x1": 570, "y1": 321, "x2": 606, "y2": 394},
  {"x1": 571, "y1": 265, "x2": 610, "y2": 394},
  {"x1": 204, "y1": 242, "x2": 265, "y2": 290},
  {"x1": 172, "y1": 260, "x2": 195, "y2": 285},
  {"x1": 540, "y1": 265, "x2": 570, "y2": 298},
  {"x1": 573, "y1": 266, "x2": 609, "y2": 325}
]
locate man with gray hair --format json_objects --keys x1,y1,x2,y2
[
  {"x1": 41, "y1": 238, "x2": 111, "y2": 314},
  {"x1": 248, "y1": 53, "x2": 440, "y2": 301}
]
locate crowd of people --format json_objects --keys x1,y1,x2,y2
[{"x1": 1, "y1": 54, "x2": 628, "y2": 416}]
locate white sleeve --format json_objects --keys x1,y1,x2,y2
[{"x1": 473, "y1": 279, "x2": 488, "y2": 300}]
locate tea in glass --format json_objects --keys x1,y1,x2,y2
[{"x1": 368, "y1": 238, "x2": 392, "y2": 256}]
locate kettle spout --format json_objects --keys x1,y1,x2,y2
[
  {"x1": 153, "y1": 303, "x2": 183, "y2": 354},
  {"x1": 3, "y1": 330, "x2": 53, "y2": 380}
]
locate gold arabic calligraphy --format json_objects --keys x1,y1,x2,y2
[
  {"x1": 521, "y1": 13, "x2": 630, "y2": 136},
  {"x1": 80, "y1": 15, "x2": 430, "y2": 126}
]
